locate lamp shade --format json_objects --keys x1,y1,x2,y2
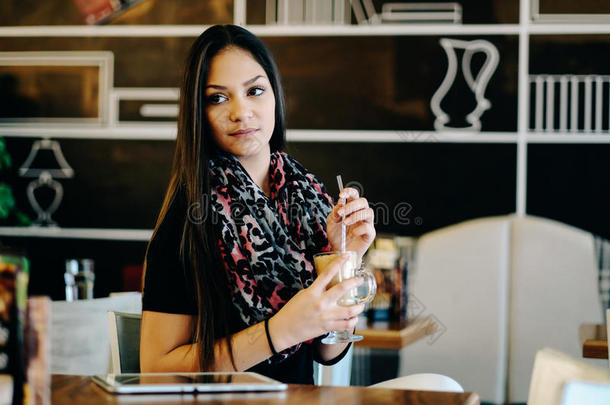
[{"x1": 19, "y1": 139, "x2": 74, "y2": 179}]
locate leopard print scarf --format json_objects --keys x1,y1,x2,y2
[{"x1": 209, "y1": 151, "x2": 333, "y2": 360}]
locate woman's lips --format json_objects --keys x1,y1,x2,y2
[{"x1": 230, "y1": 128, "x2": 257, "y2": 136}]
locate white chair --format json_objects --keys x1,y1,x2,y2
[
  {"x1": 528, "y1": 347, "x2": 610, "y2": 405},
  {"x1": 370, "y1": 373, "x2": 464, "y2": 392},
  {"x1": 50, "y1": 292, "x2": 142, "y2": 375},
  {"x1": 313, "y1": 345, "x2": 353, "y2": 386},
  {"x1": 108, "y1": 311, "x2": 142, "y2": 373},
  {"x1": 509, "y1": 216, "x2": 604, "y2": 402},
  {"x1": 400, "y1": 216, "x2": 511, "y2": 403}
]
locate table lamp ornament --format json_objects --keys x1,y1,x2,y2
[{"x1": 19, "y1": 139, "x2": 74, "y2": 227}]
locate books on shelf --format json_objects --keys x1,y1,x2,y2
[
  {"x1": 267, "y1": 0, "x2": 351, "y2": 25},
  {"x1": 72, "y1": 0, "x2": 122, "y2": 24},
  {"x1": 380, "y1": 2, "x2": 463, "y2": 24},
  {"x1": 71, "y1": 0, "x2": 147, "y2": 25},
  {"x1": 265, "y1": 1, "x2": 463, "y2": 26}
]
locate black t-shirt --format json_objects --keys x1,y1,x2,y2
[{"x1": 142, "y1": 190, "x2": 349, "y2": 384}]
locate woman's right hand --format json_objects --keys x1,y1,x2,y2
[{"x1": 268, "y1": 254, "x2": 365, "y2": 351}]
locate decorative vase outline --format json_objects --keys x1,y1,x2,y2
[{"x1": 430, "y1": 38, "x2": 500, "y2": 132}]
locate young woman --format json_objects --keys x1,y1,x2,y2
[{"x1": 140, "y1": 24, "x2": 376, "y2": 384}]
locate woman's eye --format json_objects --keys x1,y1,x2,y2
[
  {"x1": 207, "y1": 94, "x2": 227, "y2": 105},
  {"x1": 248, "y1": 86, "x2": 265, "y2": 97}
]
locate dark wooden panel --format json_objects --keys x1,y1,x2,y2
[
  {"x1": 287, "y1": 141, "x2": 517, "y2": 236},
  {"x1": 4, "y1": 138, "x2": 173, "y2": 229},
  {"x1": 531, "y1": 35, "x2": 610, "y2": 75},
  {"x1": 0, "y1": 66, "x2": 99, "y2": 119},
  {"x1": 0, "y1": 35, "x2": 518, "y2": 131},
  {"x1": 269, "y1": 35, "x2": 518, "y2": 131},
  {"x1": 527, "y1": 144, "x2": 610, "y2": 239},
  {"x1": 539, "y1": 0, "x2": 610, "y2": 15},
  {"x1": 0, "y1": 236, "x2": 147, "y2": 299},
  {"x1": 0, "y1": 37, "x2": 192, "y2": 87}
]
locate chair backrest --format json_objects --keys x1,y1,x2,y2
[
  {"x1": 50, "y1": 293, "x2": 142, "y2": 375},
  {"x1": 509, "y1": 216, "x2": 603, "y2": 402},
  {"x1": 108, "y1": 311, "x2": 142, "y2": 374},
  {"x1": 370, "y1": 373, "x2": 464, "y2": 392},
  {"x1": 313, "y1": 345, "x2": 353, "y2": 386},
  {"x1": 400, "y1": 216, "x2": 511, "y2": 404},
  {"x1": 528, "y1": 348, "x2": 610, "y2": 405}
]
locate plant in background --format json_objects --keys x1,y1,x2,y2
[{"x1": 0, "y1": 137, "x2": 30, "y2": 226}]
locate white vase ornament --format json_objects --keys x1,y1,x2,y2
[{"x1": 430, "y1": 38, "x2": 500, "y2": 132}]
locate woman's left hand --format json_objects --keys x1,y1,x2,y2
[{"x1": 326, "y1": 187, "x2": 376, "y2": 262}]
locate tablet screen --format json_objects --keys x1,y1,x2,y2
[
  {"x1": 113, "y1": 373, "x2": 276, "y2": 385},
  {"x1": 93, "y1": 372, "x2": 287, "y2": 394}
]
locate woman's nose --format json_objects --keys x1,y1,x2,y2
[{"x1": 229, "y1": 97, "x2": 253, "y2": 122}]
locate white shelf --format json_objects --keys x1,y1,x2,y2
[
  {"x1": 0, "y1": 126, "x2": 519, "y2": 143},
  {"x1": 527, "y1": 133, "x2": 610, "y2": 143},
  {"x1": 0, "y1": 24, "x2": 521, "y2": 38},
  {"x1": 288, "y1": 130, "x2": 518, "y2": 143},
  {"x1": 248, "y1": 24, "x2": 521, "y2": 36},
  {"x1": 528, "y1": 23, "x2": 610, "y2": 35},
  {"x1": 2, "y1": 23, "x2": 610, "y2": 38},
  {"x1": 0, "y1": 226, "x2": 152, "y2": 241},
  {"x1": 0, "y1": 123, "x2": 177, "y2": 140}
]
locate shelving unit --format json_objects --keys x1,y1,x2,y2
[
  {"x1": 1, "y1": 0, "x2": 609, "y2": 239},
  {"x1": 0, "y1": 226, "x2": 151, "y2": 241}
]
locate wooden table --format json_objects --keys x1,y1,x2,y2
[
  {"x1": 580, "y1": 323, "x2": 608, "y2": 359},
  {"x1": 52, "y1": 375, "x2": 480, "y2": 405}
]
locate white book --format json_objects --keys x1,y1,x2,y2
[
  {"x1": 381, "y1": 2, "x2": 462, "y2": 24},
  {"x1": 333, "y1": 0, "x2": 351, "y2": 24},
  {"x1": 349, "y1": 0, "x2": 367, "y2": 24},
  {"x1": 314, "y1": 0, "x2": 332, "y2": 24},
  {"x1": 265, "y1": 0, "x2": 277, "y2": 25},
  {"x1": 289, "y1": 0, "x2": 305, "y2": 24},
  {"x1": 305, "y1": 0, "x2": 315, "y2": 24},
  {"x1": 361, "y1": 0, "x2": 378, "y2": 23},
  {"x1": 277, "y1": 0, "x2": 289, "y2": 24}
]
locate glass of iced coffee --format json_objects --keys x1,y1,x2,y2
[{"x1": 313, "y1": 250, "x2": 376, "y2": 344}]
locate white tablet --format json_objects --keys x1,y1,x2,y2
[{"x1": 92, "y1": 372, "x2": 288, "y2": 394}]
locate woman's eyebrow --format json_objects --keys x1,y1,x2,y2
[{"x1": 206, "y1": 75, "x2": 264, "y2": 90}]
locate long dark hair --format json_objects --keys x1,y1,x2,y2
[{"x1": 144, "y1": 24, "x2": 286, "y2": 370}]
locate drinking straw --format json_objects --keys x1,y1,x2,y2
[{"x1": 336, "y1": 175, "x2": 346, "y2": 253}]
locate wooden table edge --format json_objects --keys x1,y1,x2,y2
[
  {"x1": 355, "y1": 316, "x2": 436, "y2": 349},
  {"x1": 582, "y1": 339, "x2": 609, "y2": 359},
  {"x1": 52, "y1": 375, "x2": 481, "y2": 405}
]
